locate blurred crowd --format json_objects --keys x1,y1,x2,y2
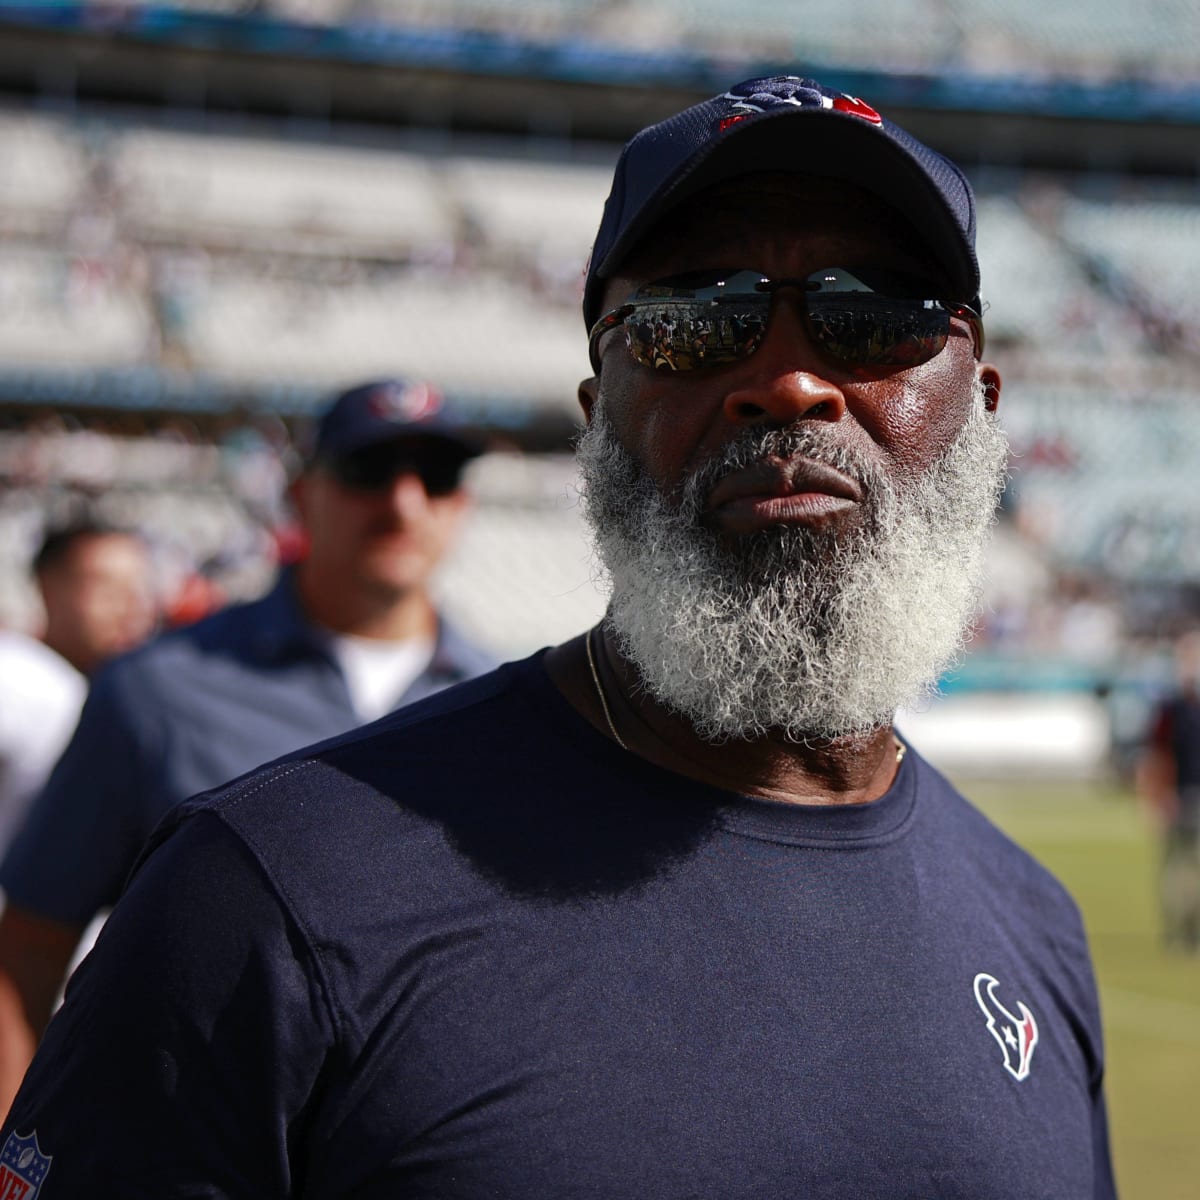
[
  {"x1": 72, "y1": 0, "x2": 1198, "y2": 84},
  {"x1": 0, "y1": 108, "x2": 596, "y2": 405}
]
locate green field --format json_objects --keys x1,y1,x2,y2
[{"x1": 964, "y1": 779, "x2": 1200, "y2": 1200}]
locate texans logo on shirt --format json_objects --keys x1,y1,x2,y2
[
  {"x1": 0, "y1": 1130, "x2": 52, "y2": 1198},
  {"x1": 716, "y1": 77, "x2": 883, "y2": 134},
  {"x1": 974, "y1": 972, "x2": 1039, "y2": 1082}
]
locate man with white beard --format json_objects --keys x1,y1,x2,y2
[{"x1": 2, "y1": 77, "x2": 1115, "y2": 1198}]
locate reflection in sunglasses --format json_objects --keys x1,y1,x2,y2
[{"x1": 589, "y1": 266, "x2": 983, "y2": 373}]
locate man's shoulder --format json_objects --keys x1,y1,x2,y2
[
  {"x1": 149, "y1": 581, "x2": 289, "y2": 654},
  {"x1": 137, "y1": 658, "x2": 543, "y2": 917},
  {"x1": 324, "y1": 654, "x2": 526, "y2": 760},
  {"x1": 95, "y1": 579, "x2": 297, "y2": 689},
  {"x1": 169, "y1": 656, "x2": 536, "y2": 828},
  {"x1": 912, "y1": 751, "x2": 1083, "y2": 922},
  {"x1": 432, "y1": 616, "x2": 501, "y2": 679}
]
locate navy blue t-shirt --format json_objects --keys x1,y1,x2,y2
[{"x1": 3, "y1": 653, "x2": 1115, "y2": 1198}]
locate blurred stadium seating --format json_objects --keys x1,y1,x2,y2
[{"x1": 135, "y1": 0, "x2": 1198, "y2": 79}]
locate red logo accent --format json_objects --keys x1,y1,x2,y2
[
  {"x1": 717, "y1": 115, "x2": 750, "y2": 133},
  {"x1": 1020, "y1": 1012, "x2": 1037, "y2": 1054},
  {"x1": 974, "y1": 973, "x2": 1039, "y2": 1083},
  {"x1": 832, "y1": 95, "x2": 882, "y2": 124},
  {"x1": 0, "y1": 1166, "x2": 31, "y2": 1199}
]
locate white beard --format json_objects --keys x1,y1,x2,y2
[{"x1": 577, "y1": 380, "x2": 1009, "y2": 743}]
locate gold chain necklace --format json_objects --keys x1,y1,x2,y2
[
  {"x1": 585, "y1": 624, "x2": 906, "y2": 764},
  {"x1": 586, "y1": 625, "x2": 628, "y2": 750}
]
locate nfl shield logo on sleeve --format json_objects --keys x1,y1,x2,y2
[{"x1": 0, "y1": 1130, "x2": 52, "y2": 1198}]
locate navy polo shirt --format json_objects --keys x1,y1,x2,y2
[
  {"x1": 4, "y1": 654, "x2": 1115, "y2": 1198},
  {"x1": 0, "y1": 571, "x2": 495, "y2": 927}
]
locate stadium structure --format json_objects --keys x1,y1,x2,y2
[{"x1": 1, "y1": 0, "x2": 1199, "y2": 773}]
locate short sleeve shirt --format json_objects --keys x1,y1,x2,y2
[{"x1": 4, "y1": 653, "x2": 1116, "y2": 1198}]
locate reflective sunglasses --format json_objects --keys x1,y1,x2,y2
[
  {"x1": 588, "y1": 266, "x2": 984, "y2": 373},
  {"x1": 325, "y1": 440, "x2": 468, "y2": 497}
]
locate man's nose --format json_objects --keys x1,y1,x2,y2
[
  {"x1": 720, "y1": 296, "x2": 847, "y2": 427},
  {"x1": 385, "y1": 470, "x2": 431, "y2": 516}
]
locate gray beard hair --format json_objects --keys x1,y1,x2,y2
[{"x1": 577, "y1": 380, "x2": 1009, "y2": 743}]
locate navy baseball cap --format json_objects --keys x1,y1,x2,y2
[
  {"x1": 583, "y1": 76, "x2": 982, "y2": 327},
  {"x1": 308, "y1": 379, "x2": 482, "y2": 464}
]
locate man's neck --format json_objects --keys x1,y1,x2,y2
[
  {"x1": 294, "y1": 563, "x2": 438, "y2": 643},
  {"x1": 546, "y1": 628, "x2": 902, "y2": 807}
]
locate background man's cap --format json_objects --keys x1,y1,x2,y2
[
  {"x1": 309, "y1": 379, "x2": 483, "y2": 462},
  {"x1": 583, "y1": 75, "x2": 982, "y2": 327}
]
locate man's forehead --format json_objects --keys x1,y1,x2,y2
[{"x1": 67, "y1": 532, "x2": 145, "y2": 565}]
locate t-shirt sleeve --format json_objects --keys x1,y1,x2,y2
[
  {"x1": 1091, "y1": 1090, "x2": 1118, "y2": 1199},
  {"x1": 0, "y1": 665, "x2": 160, "y2": 925},
  {"x1": 2, "y1": 808, "x2": 336, "y2": 1198},
  {"x1": 1044, "y1": 887, "x2": 1118, "y2": 1200}
]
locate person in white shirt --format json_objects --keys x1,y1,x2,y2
[{"x1": 0, "y1": 630, "x2": 85, "y2": 860}]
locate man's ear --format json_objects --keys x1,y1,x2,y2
[
  {"x1": 978, "y1": 364, "x2": 1001, "y2": 413},
  {"x1": 578, "y1": 376, "x2": 598, "y2": 426}
]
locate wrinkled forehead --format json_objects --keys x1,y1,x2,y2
[{"x1": 602, "y1": 172, "x2": 948, "y2": 304}]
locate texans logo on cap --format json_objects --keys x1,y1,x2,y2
[
  {"x1": 582, "y1": 73, "x2": 980, "y2": 333},
  {"x1": 717, "y1": 77, "x2": 882, "y2": 134},
  {"x1": 366, "y1": 381, "x2": 441, "y2": 424}
]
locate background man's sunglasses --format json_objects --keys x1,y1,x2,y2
[
  {"x1": 325, "y1": 440, "x2": 467, "y2": 496},
  {"x1": 588, "y1": 266, "x2": 984, "y2": 373}
]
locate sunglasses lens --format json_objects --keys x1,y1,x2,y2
[
  {"x1": 804, "y1": 267, "x2": 950, "y2": 367},
  {"x1": 418, "y1": 456, "x2": 466, "y2": 497},
  {"x1": 613, "y1": 267, "x2": 954, "y2": 372},
  {"x1": 623, "y1": 270, "x2": 769, "y2": 371},
  {"x1": 329, "y1": 441, "x2": 465, "y2": 496}
]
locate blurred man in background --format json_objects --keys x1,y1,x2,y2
[
  {"x1": 1137, "y1": 630, "x2": 1200, "y2": 953},
  {"x1": 0, "y1": 518, "x2": 155, "y2": 856},
  {"x1": 0, "y1": 378, "x2": 496, "y2": 1113},
  {"x1": 32, "y1": 520, "x2": 156, "y2": 677},
  {"x1": 0, "y1": 517, "x2": 156, "y2": 1102}
]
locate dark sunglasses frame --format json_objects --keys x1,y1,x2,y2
[
  {"x1": 587, "y1": 266, "x2": 984, "y2": 374},
  {"x1": 323, "y1": 441, "x2": 468, "y2": 497}
]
